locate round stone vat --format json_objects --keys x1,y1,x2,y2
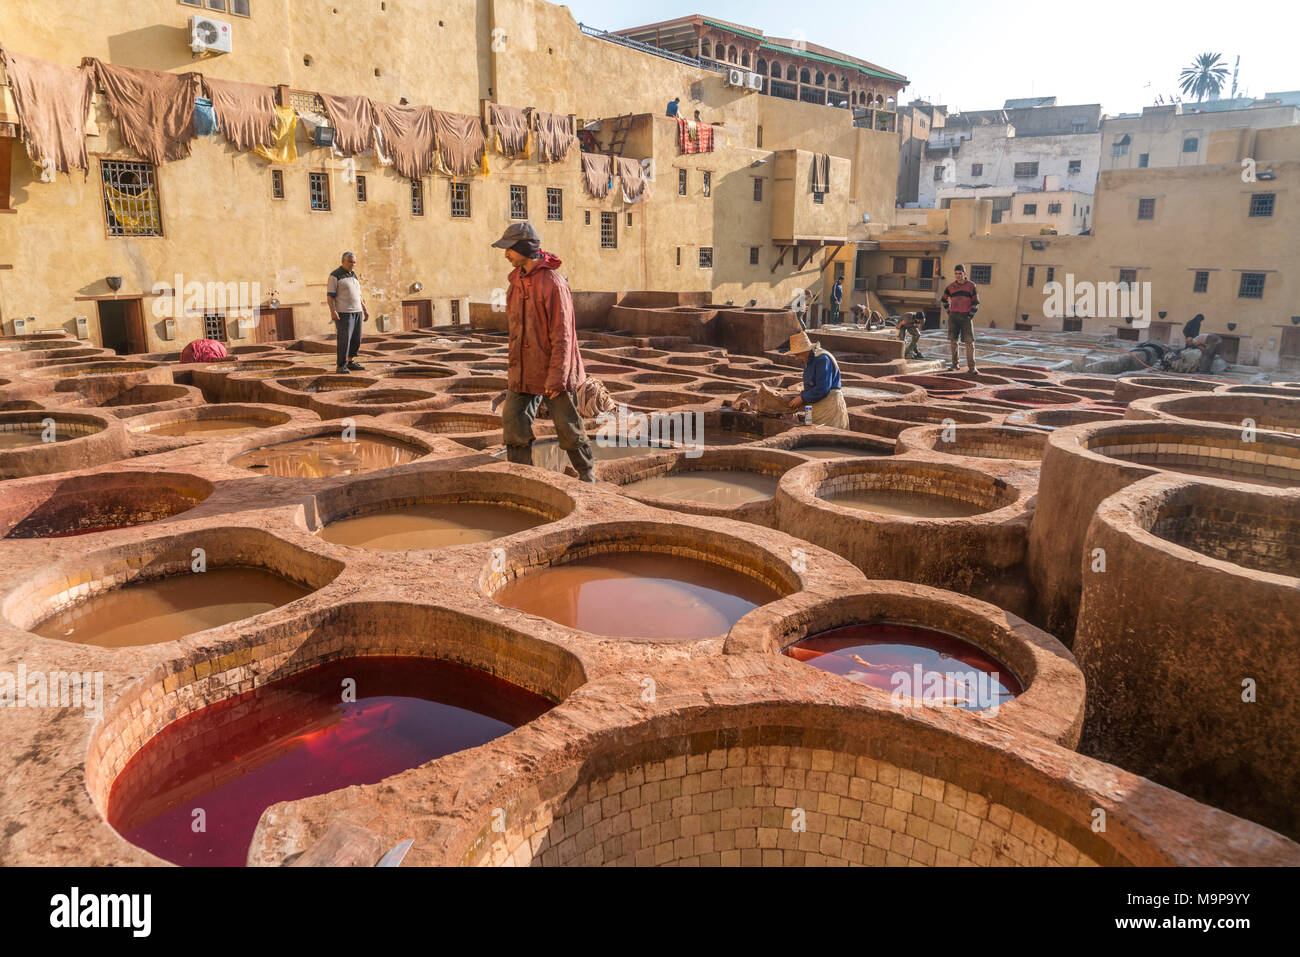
[
  {"x1": 978, "y1": 366, "x2": 1052, "y2": 382},
  {"x1": 86, "y1": 601, "x2": 585, "y2": 866},
  {"x1": 383, "y1": 409, "x2": 502, "y2": 436},
  {"x1": 311, "y1": 468, "x2": 572, "y2": 550},
  {"x1": 1076, "y1": 476, "x2": 1300, "y2": 840},
  {"x1": 229, "y1": 427, "x2": 431, "y2": 478},
  {"x1": 482, "y1": 522, "x2": 799, "y2": 641},
  {"x1": 96, "y1": 383, "x2": 204, "y2": 418},
  {"x1": 310, "y1": 387, "x2": 453, "y2": 418},
  {"x1": 887, "y1": 374, "x2": 977, "y2": 394},
  {"x1": 584, "y1": 363, "x2": 638, "y2": 376},
  {"x1": 0, "y1": 410, "x2": 127, "y2": 479},
  {"x1": 665, "y1": 355, "x2": 723, "y2": 369},
  {"x1": 493, "y1": 435, "x2": 682, "y2": 476},
  {"x1": 1216, "y1": 383, "x2": 1299, "y2": 398},
  {"x1": 457, "y1": 695, "x2": 1297, "y2": 866},
  {"x1": 1027, "y1": 420, "x2": 1300, "y2": 643},
  {"x1": 126, "y1": 403, "x2": 306, "y2": 439},
  {"x1": 895, "y1": 424, "x2": 1047, "y2": 464},
  {"x1": 1059, "y1": 377, "x2": 1117, "y2": 393},
  {"x1": 378, "y1": 365, "x2": 457, "y2": 380},
  {"x1": 628, "y1": 371, "x2": 698, "y2": 386},
  {"x1": 988, "y1": 387, "x2": 1081, "y2": 407},
  {"x1": 272, "y1": 374, "x2": 375, "y2": 395},
  {"x1": 689, "y1": 379, "x2": 749, "y2": 396},
  {"x1": 759, "y1": 429, "x2": 896, "y2": 459},
  {"x1": 601, "y1": 448, "x2": 806, "y2": 525},
  {"x1": 727, "y1": 586, "x2": 1083, "y2": 745},
  {"x1": 618, "y1": 389, "x2": 705, "y2": 411},
  {"x1": 1128, "y1": 391, "x2": 1300, "y2": 437},
  {"x1": 1011, "y1": 408, "x2": 1123, "y2": 430},
  {"x1": 1114, "y1": 375, "x2": 1220, "y2": 403},
  {"x1": 850, "y1": 403, "x2": 996, "y2": 440},
  {"x1": 775, "y1": 458, "x2": 1030, "y2": 614},
  {"x1": 840, "y1": 382, "x2": 924, "y2": 405},
  {"x1": 441, "y1": 376, "x2": 508, "y2": 396},
  {"x1": 4, "y1": 528, "x2": 342, "y2": 648},
  {"x1": 0, "y1": 470, "x2": 214, "y2": 539}
]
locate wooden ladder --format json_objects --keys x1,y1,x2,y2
[{"x1": 607, "y1": 114, "x2": 633, "y2": 156}]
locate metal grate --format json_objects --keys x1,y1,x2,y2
[
  {"x1": 1249, "y1": 192, "x2": 1275, "y2": 217},
  {"x1": 546, "y1": 187, "x2": 562, "y2": 221},
  {"x1": 510, "y1": 185, "x2": 528, "y2": 220},
  {"x1": 1013, "y1": 161, "x2": 1039, "y2": 178},
  {"x1": 699, "y1": 247, "x2": 713, "y2": 268},
  {"x1": 702, "y1": 171, "x2": 711, "y2": 197},
  {"x1": 309, "y1": 171, "x2": 330, "y2": 210},
  {"x1": 1119, "y1": 269, "x2": 1138, "y2": 286},
  {"x1": 1238, "y1": 272, "x2": 1266, "y2": 299},
  {"x1": 1137, "y1": 197, "x2": 1155, "y2": 220},
  {"x1": 450, "y1": 299, "x2": 461, "y2": 325},
  {"x1": 289, "y1": 90, "x2": 325, "y2": 115},
  {"x1": 753, "y1": 178, "x2": 762, "y2": 201},
  {"x1": 1193, "y1": 270, "x2": 1209, "y2": 293},
  {"x1": 100, "y1": 160, "x2": 161, "y2": 237},
  {"x1": 450, "y1": 182, "x2": 470, "y2": 218},
  {"x1": 600, "y1": 211, "x2": 616, "y2": 248},
  {"x1": 204, "y1": 314, "x2": 228, "y2": 341},
  {"x1": 970, "y1": 265, "x2": 992, "y2": 284},
  {"x1": 678, "y1": 168, "x2": 687, "y2": 195},
  {"x1": 411, "y1": 178, "x2": 424, "y2": 216},
  {"x1": 356, "y1": 174, "x2": 367, "y2": 202},
  {"x1": 749, "y1": 247, "x2": 760, "y2": 266},
  {"x1": 271, "y1": 169, "x2": 284, "y2": 199}
]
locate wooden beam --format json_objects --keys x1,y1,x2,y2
[
  {"x1": 797, "y1": 247, "x2": 818, "y2": 270},
  {"x1": 770, "y1": 244, "x2": 792, "y2": 274}
]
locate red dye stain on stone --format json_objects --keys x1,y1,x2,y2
[
  {"x1": 107, "y1": 657, "x2": 552, "y2": 866},
  {"x1": 785, "y1": 623, "x2": 1021, "y2": 709}
]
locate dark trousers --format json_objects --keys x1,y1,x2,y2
[
  {"x1": 902, "y1": 326, "x2": 922, "y2": 359},
  {"x1": 502, "y1": 389, "x2": 595, "y2": 478},
  {"x1": 830, "y1": 303, "x2": 841, "y2": 324},
  {"x1": 334, "y1": 312, "x2": 362, "y2": 368}
]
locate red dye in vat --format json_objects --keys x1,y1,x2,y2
[
  {"x1": 785, "y1": 623, "x2": 1021, "y2": 710},
  {"x1": 107, "y1": 657, "x2": 552, "y2": 866}
]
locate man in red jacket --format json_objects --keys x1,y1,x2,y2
[
  {"x1": 940, "y1": 264, "x2": 980, "y2": 373},
  {"x1": 492, "y1": 221, "x2": 596, "y2": 482}
]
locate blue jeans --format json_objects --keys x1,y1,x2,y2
[{"x1": 334, "y1": 312, "x2": 362, "y2": 368}]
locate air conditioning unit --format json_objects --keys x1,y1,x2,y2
[
  {"x1": 727, "y1": 68, "x2": 745, "y2": 88},
  {"x1": 747, "y1": 72, "x2": 764, "y2": 91},
  {"x1": 190, "y1": 16, "x2": 232, "y2": 55}
]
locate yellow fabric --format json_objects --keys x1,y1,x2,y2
[
  {"x1": 252, "y1": 106, "x2": 298, "y2": 163},
  {"x1": 103, "y1": 185, "x2": 160, "y2": 234}
]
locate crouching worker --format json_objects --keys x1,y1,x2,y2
[
  {"x1": 898, "y1": 311, "x2": 925, "y2": 360},
  {"x1": 492, "y1": 221, "x2": 596, "y2": 482},
  {"x1": 786, "y1": 331, "x2": 849, "y2": 428}
]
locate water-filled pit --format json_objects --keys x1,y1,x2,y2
[
  {"x1": 825, "y1": 487, "x2": 989, "y2": 518},
  {"x1": 230, "y1": 432, "x2": 425, "y2": 477},
  {"x1": 621, "y1": 469, "x2": 779, "y2": 505},
  {"x1": 106, "y1": 656, "x2": 552, "y2": 866},
  {"x1": 319, "y1": 502, "x2": 545, "y2": 549}
]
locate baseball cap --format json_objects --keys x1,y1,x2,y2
[{"x1": 490, "y1": 221, "x2": 541, "y2": 249}]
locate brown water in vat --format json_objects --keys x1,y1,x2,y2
[
  {"x1": 1146, "y1": 460, "x2": 1298, "y2": 489},
  {"x1": 319, "y1": 502, "x2": 543, "y2": 549},
  {"x1": 32, "y1": 567, "x2": 311, "y2": 647},
  {"x1": 797, "y1": 444, "x2": 889, "y2": 459},
  {"x1": 149, "y1": 418, "x2": 270, "y2": 437},
  {"x1": 826, "y1": 488, "x2": 987, "y2": 517},
  {"x1": 0, "y1": 430, "x2": 73, "y2": 449},
  {"x1": 622, "y1": 470, "x2": 779, "y2": 505},
  {"x1": 494, "y1": 552, "x2": 779, "y2": 639},
  {"x1": 230, "y1": 434, "x2": 422, "y2": 477},
  {"x1": 842, "y1": 387, "x2": 900, "y2": 399}
]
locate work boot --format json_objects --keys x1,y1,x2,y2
[
  {"x1": 335, "y1": 366, "x2": 349, "y2": 374},
  {"x1": 577, "y1": 472, "x2": 597, "y2": 484},
  {"x1": 347, "y1": 360, "x2": 365, "y2": 371},
  {"x1": 965, "y1": 341, "x2": 977, "y2": 373}
]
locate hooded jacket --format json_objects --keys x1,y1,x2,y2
[{"x1": 506, "y1": 251, "x2": 586, "y2": 396}]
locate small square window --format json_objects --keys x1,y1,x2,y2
[
  {"x1": 933, "y1": 165, "x2": 945, "y2": 181},
  {"x1": 309, "y1": 171, "x2": 330, "y2": 211},
  {"x1": 450, "y1": 181, "x2": 470, "y2": 218},
  {"x1": 1026, "y1": 266, "x2": 1036, "y2": 287},
  {"x1": 203, "y1": 314, "x2": 227, "y2": 341},
  {"x1": 753, "y1": 178, "x2": 763, "y2": 201},
  {"x1": 1022, "y1": 203, "x2": 1037, "y2": 215},
  {"x1": 600, "y1": 211, "x2": 617, "y2": 249},
  {"x1": 749, "y1": 247, "x2": 760, "y2": 266},
  {"x1": 1046, "y1": 267, "x2": 1056, "y2": 284},
  {"x1": 1182, "y1": 137, "x2": 1199, "y2": 153},
  {"x1": 892, "y1": 258, "x2": 907, "y2": 274},
  {"x1": 678, "y1": 168, "x2": 687, "y2": 196},
  {"x1": 546, "y1": 187, "x2": 562, "y2": 221},
  {"x1": 1047, "y1": 202, "x2": 1062, "y2": 215},
  {"x1": 1249, "y1": 192, "x2": 1275, "y2": 217},
  {"x1": 410, "y1": 178, "x2": 424, "y2": 216},
  {"x1": 1238, "y1": 272, "x2": 1266, "y2": 299},
  {"x1": 1068, "y1": 159, "x2": 1082, "y2": 173},
  {"x1": 702, "y1": 171, "x2": 711, "y2": 197},
  {"x1": 970, "y1": 163, "x2": 983, "y2": 176},
  {"x1": 231, "y1": 0, "x2": 251, "y2": 15},
  {"x1": 509, "y1": 184, "x2": 527, "y2": 220},
  {"x1": 271, "y1": 169, "x2": 284, "y2": 199},
  {"x1": 1112, "y1": 140, "x2": 1129, "y2": 157},
  {"x1": 699, "y1": 247, "x2": 713, "y2": 268},
  {"x1": 1137, "y1": 197, "x2": 1155, "y2": 220},
  {"x1": 813, "y1": 191, "x2": 824, "y2": 204},
  {"x1": 970, "y1": 265, "x2": 992, "y2": 284},
  {"x1": 355, "y1": 174, "x2": 367, "y2": 202},
  {"x1": 1193, "y1": 270, "x2": 1209, "y2": 293},
  {"x1": 1138, "y1": 153, "x2": 1149, "y2": 168},
  {"x1": 1119, "y1": 269, "x2": 1138, "y2": 286}
]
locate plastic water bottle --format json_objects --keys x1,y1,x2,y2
[{"x1": 803, "y1": 405, "x2": 813, "y2": 426}]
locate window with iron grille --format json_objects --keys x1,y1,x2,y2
[
  {"x1": 1068, "y1": 159, "x2": 1082, "y2": 173},
  {"x1": 1119, "y1": 269, "x2": 1137, "y2": 287},
  {"x1": 970, "y1": 264, "x2": 992, "y2": 284},
  {"x1": 757, "y1": 125, "x2": 763, "y2": 148},
  {"x1": 749, "y1": 247, "x2": 760, "y2": 266},
  {"x1": 288, "y1": 90, "x2": 325, "y2": 115},
  {"x1": 187, "y1": 0, "x2": 252, "y2": 14},
  {"x1": 450, "y1": 299, "x2": 461, "y2": 325},
  {"x1": 1249, "y1": 192, "x2": 1275, "y2": 217},
  {"x1": 1046, "y1": 267, "x2": 1055, "y2": 284},
  {"x1": 100, "y1": 159, "x2": 162, "y2": 236},
  {"x1": 584, "y1": 210, "x2": 591, "y2": 225},
  {"x1": 678, "y1": 168, "x2": 687, "y2": 195},
  {"x1": 1023, "y1": 203, "x2": 1037, "y2": 215},
  {"x1": 309, "y1": 171, "x2": 330, "y2": 211},
  {"x1": 1238, "y1": 272, "x2": 1266, "y2": 299},
  {"x1": 450, "y1": 181, "x2": 470, "y2": 218},
  {"x1": 1182, "y1": 136, "x2": 1199, "y2": 153},
  {"x1": 892, "y1": 257, "x2": 907, "y2": 274},
  {"x1": 971, "y1": 163, "x2": 983, "y2": 176},
  {"x1": 600, "y1": 211, "x2": 616, "y2": 248},
  {"x1": 933, "y1": 165, "x2": 945, "y2": 181},
  {"x1": 813, "y1": 191, "x2": 824, "y2": 204},
  {"x1": 1137, "y1": 197, "x2": 1155, "y2": 220},
  {"x1": 509, "y1": 185, "x2": 527, "y2": 220},
  {"x1": 546, "y1": 187, "x2": 562, "y2": 221},
  {"x1": 231, "y1": 0, "x2": 251, "y2": 15},
  {"x1": 699, "y1": 247, "x2": 713, "y2": 268},
  {"x1": 355, "y1": 174, "x2": 367, "y2": 202},
  {"x1": 411, "y1": 178, "x2": 424, "y2": 216},
  {"x1": 203, "y1": 314, "x2": 227, "y2": 342},
  {"x1": 1138, "y1": 153, "x2": 1149, "y2": 168},
  {"x1": 1111, "y1": 140, "x2": 1129, "y2": 157},
  {"x1": 702, "y1": 171, "x2": 711, "y2": 197},
  {"x1": 753, "y1": 178, "x2": 763, "y2": 201},
  {"x1": 1063, "y1": 317, "x2": 1083, "y2": 332},
  {"x1": 1013, "y1": 161, "x2": 1039, "y2": 178},
  {"x1": 626, "y1": 212, "x2": 633, "y2": 227},
  {"x1": 1047, "y1": 202, "x2": 1062, "y2": 215},
  {"x1": 834, "y1": 262, "x2": 845, "y2": 281},
  {"x1": 270, "y1": 169, "x2": 284, "y2": 200},
  {"x1": 1026, "y1": 266, "x2": 1036, "y2": 287},
  {"x1": 1193, "y1": 270, "x2": 1209, "y2": 293}
]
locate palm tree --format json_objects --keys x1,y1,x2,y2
[{"x1": 1178, "y1": 53, "x2": 1230, "y2": 102}]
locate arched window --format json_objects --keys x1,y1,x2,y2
[
  {"x1": 815, "y1": 71, "x2": 825, "y2": 86},
  {"x1": 741, "y1": 52, "x2": 750, "y2": 67},
  {"x1": 786, "y1": 65, "x2": 797, "y2": 81},
  {"x1": 700, "y1": 40, "x2": 711, "y2": 59},
  {"x1": 769, "y1": 60, "x2": 780, "y2": 76},
  {"x1": 728, "y1": 45, "x2": 738, "y2": 63},
  {"x1": 756, "y1": 57, "x2": 766, "y2": 75},
  {"x1": 850, "y1": 91, "x2": 857, "y2": 104},
  {"x1": 876, "y1": 94, "x2": 883, "y2": 105},
  {"x1": 800, "y1": 68, "x2": 811, "y2": 83},
  {"x1": 841, "y1": 77, "x2": 849, "y2": 91},
  {"x1": 827, "y1": 73, "x2": 836, "y2": 87}
]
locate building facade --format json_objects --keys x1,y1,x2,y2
[{"x1": 1102, "y1": 100, "x2": 1299, "y2": 171}]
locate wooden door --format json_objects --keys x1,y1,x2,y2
[
  {"x1": 123, "y1": 299, "x2": 147, "y2": 354},
  {"x1": 1280, "y1": 328, "x2": 1300, "y2": 371},
  {"x1": 402, "y1": 299, "x2": 431, "y2": 330},
  {"x1": 254, "y1": 308, "x2": 295, "y2": 343}
]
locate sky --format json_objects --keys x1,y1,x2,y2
[{"x1": 557, "y1": 0, "x2": 1295, "y2": 116}]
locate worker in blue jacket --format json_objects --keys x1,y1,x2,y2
[{"x1": 785, "y1": 331, "x2": 849, "y2": 428}]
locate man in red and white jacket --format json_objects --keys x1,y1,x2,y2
[{"x1": 941, "y1": 264, "x2": 980, "y2": 372}]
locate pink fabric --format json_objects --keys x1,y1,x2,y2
[
  {"x1": 506, "y1": 252, "x2": 585, "y2": 396},
  {"x1": 180, "y1": 339, "x2": 229, "y2": 363}
]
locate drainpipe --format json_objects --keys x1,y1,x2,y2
[{"x1": 1012, "y1": 235, "x2": 1027, "y2": 330}]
